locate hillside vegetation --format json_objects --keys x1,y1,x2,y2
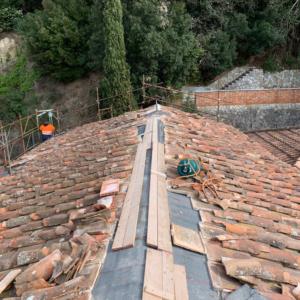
[{"x1": 0, "y1": 0, "x2": 299, "y2": 121}]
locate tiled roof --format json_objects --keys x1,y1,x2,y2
[
  {"x1": 163, "y1": 107, "x2": 300, "y2": 299},
  {"x1": 1, "y1": 105, "x2": 299, "y2": 299},
  {"x1": 0, "y1": 111, "x2": 144, "y2": 299},
  {"x1": 247, "y1": 129, "x2": 300, "y2": 165}
]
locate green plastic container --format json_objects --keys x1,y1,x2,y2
[{"x1": 177, "y1": 159, "x2": 200, "y2": 176}]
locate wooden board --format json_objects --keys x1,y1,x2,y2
[
  {"x1": 143, "y1": 292, "x2": 161, "y2": 300},
  {"x1": 174, "y1": 265, "x2": 189, "y2": 300},
  {"x1": 171, "y1": 224, "x2": 205, "y2": 254},
  {"x1": 143, "y1": 248, "x2": 163, "y2": 298},
  {"x1": 147, "y1": 118, "x2": 159, "y2": 248},
  {"x1": 143, "y1": 249, "x2": 175, "y2": 300},
  {"x1": 0, "y1": 269, "x2": 21, "y2": 294},
  {"x1": 162, "y1": 251, "x2": 175, "y2": 300},
  {"x1": 112, "y1": 118, "x2": 152, "y2": 250},
  {"x1": 147, "y1": 118, "x2": 172, "y2": 252},
  {"x1": 157, "y1": 143, "x2": 172, "y2": 252}
]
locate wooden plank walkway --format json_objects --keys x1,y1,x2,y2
[
  {"x1": 143, "y1": 248, "x2": 175, "y2": 300},
  {"x1": 174, "y1": 265, "x2": 189, "y2": 300},
  {"x1": 112, "y1": 118, "x2": 153, "y2": 250},
  {"x1": 147, "y1": 118, "x2": 172, "y2": 252},
  {"x1": 112, "y1": 114, "x2": 189, "y2": 298}
]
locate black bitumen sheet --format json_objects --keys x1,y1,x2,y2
[
  {"x1": 168, "y1": 192, "x2": 220, "y2": 300},
  {"x1": 92, "y1": 149, "x2": 151, "y2": 300}
]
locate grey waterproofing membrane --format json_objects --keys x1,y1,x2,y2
[
  {"x1": 92, "y1": 113, "x2": 256, "y2": 300},
  {"x1": 168, "y1": 192, "x2": 220, "y2": 300},
  {"x1": 92, "y1": 149, "x2": 151, "y2": 300}
]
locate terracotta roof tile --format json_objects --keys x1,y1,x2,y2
[
  {"x1": 0, "y1": 111, "x2": 145, "y2": 298},
  {"x1": 163, "y1": 106, "x2": 300, "y2": 298}
]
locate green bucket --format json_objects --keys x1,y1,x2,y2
[{"x1": 177, "y1": 159, "x2": 200, "y2": 176}]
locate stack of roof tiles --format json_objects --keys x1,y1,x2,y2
[
  {"x1": 163, "y1": 107, "x2": 300, "y2": 299},
  {"x1": 0, "y1": 111, "x2": 143, "y2": 299}
]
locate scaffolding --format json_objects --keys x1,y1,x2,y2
[
  {"x1": 0, "y1": 110, "x2": 60, "y2": 174},
  {"x1": 0, "y1": 81, "x2": 220, "y2": 175}
]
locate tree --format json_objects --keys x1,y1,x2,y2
[
  {"x1": 201, "y1": 31, "x2": 237, "y2": 78},
  {"x1": 100, "y1": 0, "x2": 135, "y2": 115},
  {"x1": 0, "y1": 7, "x2": 22, "y2": 32},
  {"x1": 184, "y1": 0, "x2": 299, "y2": 79},
  {"x1": 0, "y1": 54, "x2": 39, "y2": 122},
  {"x1": 18, "y1": 0, "x2": 93, "y2": 81},
  {"x1": 88, "y1": 0, "x2": 105, "y2": 71},
  {"x1": 123, "y1": 0, "x2": 201, "y2": 87},
  {"x1": 0, "y1": 0, "x2": 42, "y2": 12}
]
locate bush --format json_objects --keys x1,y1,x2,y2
[
  {"x1": 0, "y1": 54, "x2": 39, "y2": 121},
  {"x1": 0, "y1": 7, "x2": 22, "y2": 32},
  {"x1": 18, "y1": 0, "x2": 93, "y2": 82},
  {"x1": 262, "y1": 55, "x2": 282, "y2": 72},
  {"x1": 201, "y1": 31, "x2": 237, "y2": 79},
  {"x1": 123, "y1": 1, "x2": 202, "y2": 88}
]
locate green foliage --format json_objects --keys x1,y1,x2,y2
[
  {"x1": 18, "y1": 0, "x2": 93, "y2": 81},
  {"x1": 0, "y1": 0, "x2": 42, "y2": 12},
  {"x1": 283, "y1": 53, "x2": 300, "y2": 69},
  {"x1": 123, "y1": 0, "x2": 201, "y2": 87},
  {"x1": 262, "y1": 54, "x2": 282, "y2": 72},
  {"x1": 100, "y1": 0, "x2": 135, "y2": 115},
  {"x1": 182, "y1": 98, "x2": 197, "y2": 113},
  {"x1": 201, "y1": 31, "x2": 237, "y2": 78},
  {"x1": 186, "y1": 0, "x2": 300, "y2": 80},
  {"x1": 88, "y1": 0, "x2": 105, "y2": 71},
  {"x1": 247, "y1": 21, "x2": 283, "y2": 55},
  {"x1": 0, "y1": 7, "x2": 22, "y2": 32},
  {"x1": 0, "y1": 55, "x2": 39, "y2": 121},
  {"x1": 0, "y1": 1, "x2": 23, "y2": 9}
]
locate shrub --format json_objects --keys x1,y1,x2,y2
[
  {"x1": 0, "y1": 54, "x2": 39, "y2": 121},
  {"x1": 0, "y1": 7, "x2": 22, "y2": 32}
]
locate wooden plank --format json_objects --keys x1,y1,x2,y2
[
  {"x1": 147, "y1": 118, "x2": 159, "y2": 248},
  {"x1": 171, "y1": 224, "x2": 205, "y2": 254},
  {"x1": 162, "y1": 251, "x2": 175, "y2": 300},
  {"x1": 122, "y1": 141, "x2": 148, "y2": 246},
  {"x1": 144, "y1": 117, "x2": 153, "y2": 150},
  {"x1": 112, "y1": 143, "x2": 143, "y2": 250},
  {"x1": 143, "y1": 248, "x2": 163, "y2": 298},
  {"x1": 147, "y1": 118, "x2": 172, "y2": 252},
  {"x1": 174, "y1": 265, "x2": 189, "y2": 300},
  {"x1": 143, "y1": 292, "x2": 161, "y2": 300},
  {"x1": 0, "y1": 269, "x2": 21, "y2": 294},
  {"x1": 157, "y1": 143, "x2": 172, "y2": 252},
  {"x1": 112, "y1": 118, "x2": 152, "y2": 250},
  {"x1": 143, "y1": 249, "x2": 176, "y2": 300}
]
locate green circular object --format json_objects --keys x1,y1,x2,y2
[{"x1": 177, "y1": 159, "x2": 200, "y2": 176}]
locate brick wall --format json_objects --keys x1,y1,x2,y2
[{"x1": 196, "y1": 88, "x2": 300, "y2": 107}]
